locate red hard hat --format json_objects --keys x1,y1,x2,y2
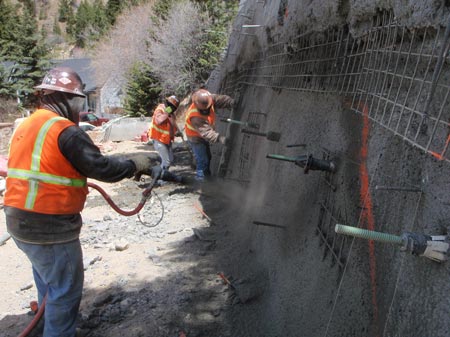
[
  {"x1": 192, "y1": 89, "x2": 213, "y2": 110},
  {"x1": 35, "y1": 67, "x2": 86, "y2": 97}
]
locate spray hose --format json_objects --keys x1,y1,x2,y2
[
  {"x1": 17, "y1": 294, "x2": 47, "y2": 337},
  {"x1": 86, "y1": 179, "x2": 156, "y2": 216},
  {"x1": 0, "y1": 170, "x2": 160, "y2": 336},
  {"x1": 0, "y1": 169, "x2": 159, "y2": 217}
]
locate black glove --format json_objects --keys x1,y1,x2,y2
[{"x1": 130, "y1": 155, "x2": 153, "y2": 181}]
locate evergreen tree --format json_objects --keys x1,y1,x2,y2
[
  {"x1": 0, "y1": 0, "x2": 50, "y2": 104},
  {"x1": 74, "y1": 0, "x2": 110, "y2": 48},
  {"x1": 58, "y1": 0, "x2": 71, "y2": 22},
  {"x1": 53, "y1": 16, "x2": 62, "y2": 35},
  {"x1": 106, "y1": 0, "x2": 122, "y2": 25},
  {"x1": 153, "y1": 0, "x2": 176, "y2": 20},
  {"x1": 73, "y1": 0, "x2": 92, "y2": 47},
  {"x1": 65, "y1": 4, "x2": 76, "y2": 38},
  {"x1": 123, "y1": 63, "x2": 162, "y2": 117},
  {"x1": 92, "y1": 0, "x2": 109, "y2": 37}
]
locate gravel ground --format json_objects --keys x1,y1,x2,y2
[{"x1": 0, "y1": 138, "x2": 243, "y2": 337}]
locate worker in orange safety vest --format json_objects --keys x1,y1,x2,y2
[
  {"x1": 4, "y1": 67, "x2": 156, "y2": 337},
  {"x1": 185, "y1": 89, "x2": 234, "y2": 181},
  {"x1": 148, "y1": 95, "x2": 184, "y2": 183}
]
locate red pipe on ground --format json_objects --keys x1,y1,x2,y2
[{"x1": 18, "y1": 294, "x2": 47, "y2": 337}]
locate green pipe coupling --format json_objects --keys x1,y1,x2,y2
[
  {"x1": 335, "y1": 224, "x2": 450, "y2": 263},
  {"x1": 334, "y1": 224, "x2": 403, "y2": 245}
]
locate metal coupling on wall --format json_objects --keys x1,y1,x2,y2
[
  {"x1": 267, "y1": 153, "x2": 336, "y2": 173},
  {"x1": 335, "y1": 224, "x2": 450, "y2": 263},
  {"x1": 400, "y1": 232, "x2": 450, "y2": 263}
]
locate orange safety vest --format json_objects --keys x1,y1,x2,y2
[
  {"x1": 185, "y1": 103, "x2": 216, "y2": 138},
  {"x1": 5, "y1": 109, "x2": 88, "y2": 214},
  {"x1": 148, "y1": 104, "x2": 175, "y2": 145}
]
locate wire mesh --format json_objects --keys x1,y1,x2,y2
[
  {"x1": 221, "y1": 10, "x2": 450, "y2": 164},
  {"x1": 237, "y1": 111, "x2": 265, "y2": 182}
]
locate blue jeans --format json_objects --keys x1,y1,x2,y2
[
  {"x1": 153, "y1": 139, "x2": 174, "y2": 170},
  {"x1": 189, "y1": 141, "x2": 212, "y2": 179},
  {"x1": 14, "y1": 238, "x2": 84, "y2": 337}
]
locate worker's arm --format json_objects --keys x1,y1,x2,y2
[
  {"x1": 153, "y1": 107, "x2": 169, "y2": 125},
  {"x1": 190, "y1": 116, "x2": 224, "y2": 143},
  {"x1": 58, "y1": 126, "x2": 136, "y2": 182},
  {"x1": 212, "y1": 94, "x2": 234, "y2": 109}
]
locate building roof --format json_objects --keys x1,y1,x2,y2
[{"x1": 53, "y1": 58, "x2": 96, "y2": 93}]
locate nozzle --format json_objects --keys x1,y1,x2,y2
[
  {"x1": 220, "y1": 118, "x2": 259, "y2": 129},
  {"x1": 266, "y1": 154, "x2": 298, "y2": 162},
  {"x1": 242, "y1": 129, "x2": 281, "y2": 142},
  {"x1": 267, "y1": 154, "x2": 336, "y2": 173}
]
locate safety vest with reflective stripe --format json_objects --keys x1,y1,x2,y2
[
  {"x1": 185, "y1": 103, "x2": 216, "y2": 138},
  {"x1": 148, "y1": 104, "x2": 174, "y2": 145},
  {"x1": 5, "y1": 109, "x2": 88, "y2": 214}
]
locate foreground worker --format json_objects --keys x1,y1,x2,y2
[
  {"x1": 4, "y1": 67, "x2": 154, "y2": 337},
  {"x1": 148, "y1": 95, "x2": 183, "y2": 183},
  {"x1": 185, "y1": 89, "x2": 233, "y2": 181}
]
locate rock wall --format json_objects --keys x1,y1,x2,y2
[{"x1": 206, "y1": 1, "x2": 450, "y2": 336}]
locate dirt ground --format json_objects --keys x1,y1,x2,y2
[{"x1": 0, "y1": 134, "x2": 247, "y2": 337}]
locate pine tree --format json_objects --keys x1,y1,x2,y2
[
  {"x1": 0, "y1": 0, "x2": 50, "y2": 104},
  {"x1": 74, "y1": 0, "x2": 110, "y2": 48},
  {"x1": 92, "y1": 0, "x2": 110, "y2": 37},
  {"x1": 65, "y1": 4, "x2": 76, "y2": 38},
  {"x1": 73, "y1": 0, "x2": 92, "y2": 47},
  {"x1": 123, "y1": 62, "x2": 162, "y2": 117},
  {"x1": 106, "y1": 0, "x2": 122, "y2": 25},
  {"x1": 53, "y1": 16, "x2": 62, "y2": 35},
  {"x1": 58, "y1": 0, "x2": 71, "y2": 22}
]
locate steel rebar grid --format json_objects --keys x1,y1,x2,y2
[
  {"x1": 351, "y1": 12, "x2": 450, "y2": 163},
  {"x1": 222, "y1": 10, "x2": 450, "y2": 164}
]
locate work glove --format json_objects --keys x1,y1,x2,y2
[
  {"x1": 165, "y1": 105, "x2": 176, "y2": 114},
  {"x1": 130, "y1": 155, "x2": 153, "y2": 181},
  {"x1": 219, "y1": 136, "x2": 231, "y2": 147}
]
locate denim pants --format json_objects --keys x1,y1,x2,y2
[
  {"x1": 14, "y1": 238, "x2": 84, "y2": 337},
  {"x1": 188, "y1": 141, "x2": 212, "y2": 179},
  {"x1": 153, "y1": 139, "x2": 174, "y2": 170}
]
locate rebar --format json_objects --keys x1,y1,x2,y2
[
  {"x1": 222, "y1": 10, "x2": 450, "y2": 165},
  {"x1": 253, "y1": 221, "x2": 286, "y2": 229}
]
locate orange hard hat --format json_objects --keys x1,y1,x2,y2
[
  {"x1": 35, "y1": 67, "x2": 86, "y2": 97},
  {"x1": 192, "y1": 89, "x2": 213, "y2": 110},
  {"x1": 165, "y1": 95, "x2": 179, "y2": 108}
]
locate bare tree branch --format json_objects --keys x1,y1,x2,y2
[
  {"x1": 148, "y1": 1, "x2": 210, "y2": 94},
  {"x1": 91, "y1": 2, "x2": 156, "y2": 87}
]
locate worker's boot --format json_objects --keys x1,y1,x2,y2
[{"x1": 161, "y1": 170, "x2": 184, "y2": 183}]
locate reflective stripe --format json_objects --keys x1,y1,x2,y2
[
  {"x1": 150, "y1": 122, "x2": 170, "y2": 135},
  {"x1": 10, "y1": 116, "x2": 86, "y2": 209},
  {"x1": 185, "y1": 123, "x2": 197, "y2": 132},
  {"x1": 7, "y1": 168, "x2": 86, "y2": 187},
  {"x1": 30, "y1": 117, "x2": 65, "y2": 171}
]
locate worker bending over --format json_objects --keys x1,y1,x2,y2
[
  {"x1": 148, "y1": 95, "x2": 183, "y2": 183},
  {"x1": 185, "y1": 89, "x2": 234, "y2": 182}
]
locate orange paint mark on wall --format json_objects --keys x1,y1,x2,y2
[
  {"x1": 358, "y1": 102, "x2": 380, "y2": 337},
  {"x1": 429, "y1": 134, "x2": 450, "y2": 161}
]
